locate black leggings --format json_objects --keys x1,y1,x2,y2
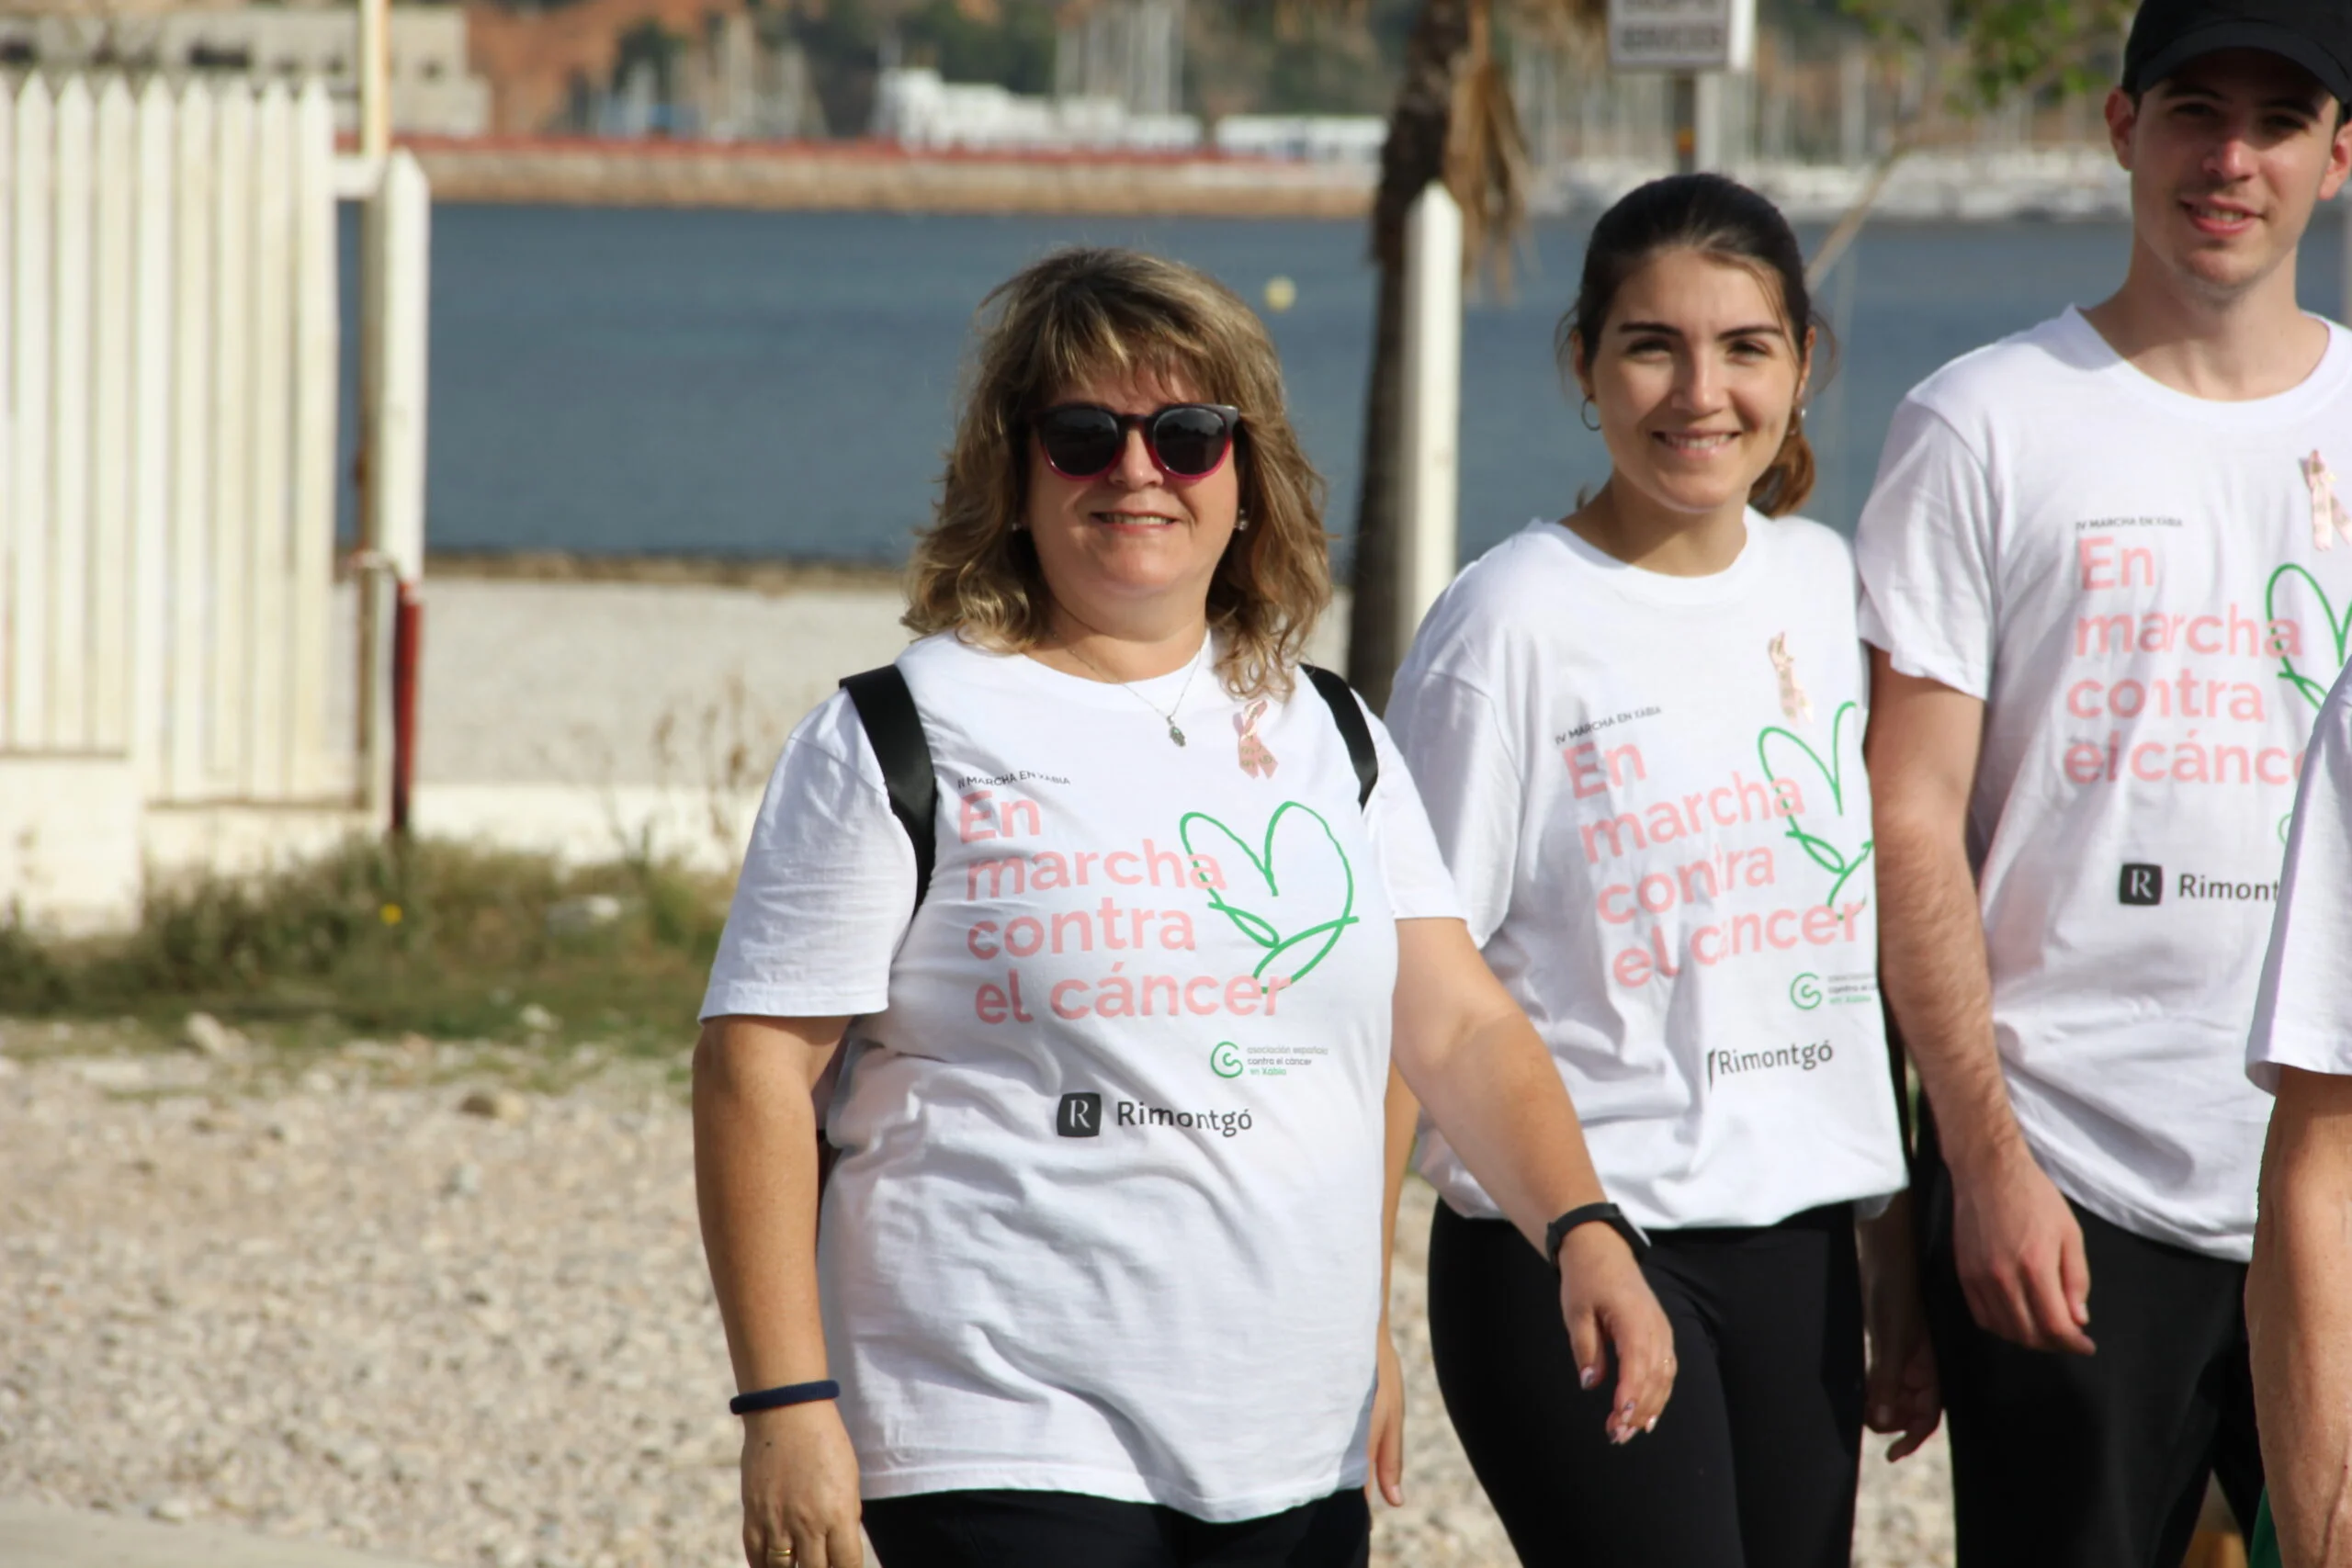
[
  {"x1": 862, "y1": 1487, "x2": 1370, "y2": 1568},
  {"x1": 1428, "y1": 1201, "x2": 1863, "y2": 1568}
]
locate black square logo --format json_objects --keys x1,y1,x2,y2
[
  {"x1": 1056, "y1": 1093, "x2": 1102, "y2": 1137},
  {"x1": 2120, "y1": 863, "x2": 2164, "y2": 906}
]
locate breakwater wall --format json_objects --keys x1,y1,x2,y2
[{"x1": 404, "y1": 137, "x2": 1376, "y2": 218}]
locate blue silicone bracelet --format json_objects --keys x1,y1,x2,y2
[{"x1": 729, "y1": 1379, "x2": 841, "y2": 1416}]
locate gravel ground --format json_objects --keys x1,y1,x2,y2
[{"x1": 0, "y1": 1021, "x2": 1953, "y2": 1567}]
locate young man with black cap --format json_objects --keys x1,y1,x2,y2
[{"x1": 1856, "y1": 1, "x2": 2352, "y2": 1562}]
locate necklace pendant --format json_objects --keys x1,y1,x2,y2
[{"x1": 1169, "y1": 722, "x2": 1187, "y2": 747}]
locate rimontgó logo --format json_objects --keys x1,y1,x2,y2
[
  {"x1": 1706, "y1": 1040, "x2": 1835, "y2": 1087},
  {"x1": 1119, "y1": 1101, "x2": 1254, "y2": 1137},
  {"x1": 2120, "y1": 863, "x2": 2277, "y2": 907},
  {"x1": 1055, "y1": 1092, "x2": 1254, "y2": 1138}
]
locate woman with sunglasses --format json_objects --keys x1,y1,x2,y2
[
  {"x1": 692, "y1": 247, "x2": 1673, "y2": 1568},
  {"x1": 1385, "y1": 175, "x2": 1932, "y2": 1567}
]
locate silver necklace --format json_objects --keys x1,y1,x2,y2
[{"x1": 1064, "y1": 637, "x2": 1205, "y2": 747}]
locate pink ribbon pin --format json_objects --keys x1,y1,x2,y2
[
  {"x1": 2304, "y1": 452, "x2": 2352, "y2": 551},
  {"x1": 1769, "y1": 633, "x2": 1814, "y2": 726},
  {"x1": 1235, "y1": 699, "x2": 1277, "y2": 779}
]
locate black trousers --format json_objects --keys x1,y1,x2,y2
[
  {"x1": 861, "y1": 1486, "x2": 1370, "y2": 1568},
  {"x1": 1427, "y1": 1201, "x2": 1863, "y2": 1568},
  {"x1": 1916, "y1": 1107, "x2": 2263, "y2": 1568}
]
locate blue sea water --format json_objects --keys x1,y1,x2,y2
[{"x1": 343, "y1": 204, "x2": 2349, "y2": 568}]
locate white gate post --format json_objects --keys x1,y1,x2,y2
[
  {"x1": 51, "y1": 79, "x2": 93, "y2": 750},
  {"x1": 289, "y1": 81, "x2": 336, "y2": 795},
  {"x1": 130, "y1": 77, "x2": 174, "y2": 794},
  {"x1": 1396, "y1": 181, "x2": 1462, "y2": 659},
  {"x1": 208, "y1": 82, "x2": 254, "y2": 785},
  {"x1": 10, "y1": 77, "x2": 54, "y2": 750},
  {"x1": 91, "y1": 79, "x2": 136, "y2": 755},
  {"x1": 168, "y1": 82, "x2": 216, "y2": 799},
  {"x1": 245, "y1": 82, "x2": 294, "y2": 799}
]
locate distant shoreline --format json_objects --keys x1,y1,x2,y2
[
  {"x1": 401, "y1": 135, "x2": 1376, "y2": 218},
  {"x1": 422, "y1": 547, "x2": 907, "y2": 592},
  {"x1": 387, "y1": 136, "x2": 2173, "y2": 225}
]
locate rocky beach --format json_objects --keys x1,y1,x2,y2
[{"x1": 0, "y1": 1018, "x2": 1956, "y2": 1568}]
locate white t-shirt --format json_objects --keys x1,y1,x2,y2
[
  {"x1": 1857, "y1": 307, "x2": 2352, "y2": 1261},
  {"x1": 1387, "y1": 515, "x2": 1908, "y2": 1233},
  {"x1": 700, "y1": 631, "x2": 1461, "y2": 1522},
  {"x1": 2249, "y1": 657, "x2": 2352, "y2": 1090}
]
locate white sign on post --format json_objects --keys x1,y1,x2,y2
[{"x1": 1608, "y1": 0, "x2": 1757, "y2": 73}]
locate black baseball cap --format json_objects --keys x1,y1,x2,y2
[{"x1": 2122, "y1": 0, "x2": 2352, "y2": 106}]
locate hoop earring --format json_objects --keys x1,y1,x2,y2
[{"x1": 1579, "y1": 398, "x2": 1601, "y2": 433}]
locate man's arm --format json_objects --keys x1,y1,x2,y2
[
  {"x1": 2250, "y1": 1067, "x2": 2352, "y2": 1567},
  {"x1": 1867, "y1": 650, "x2": 2094, "y2": 1354}
]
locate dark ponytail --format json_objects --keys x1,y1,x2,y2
[{"x1": 1557, "y1": 173, "x2": 1830, "y2": 519}]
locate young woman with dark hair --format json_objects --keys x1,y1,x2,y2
[{"x1": 1386, "y1": 174, "x2": 1936, "y2": 1567}]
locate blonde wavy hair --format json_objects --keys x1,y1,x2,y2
[{"x1": 904, "y1": 247, "x2": 1330, "y2": 700}]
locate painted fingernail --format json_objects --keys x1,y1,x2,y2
[
  {"x1": 1579, "y1": 1366, "x2": 1599, "y2": 1390},
  {"x1": 1645, "y1": 1416, "x2": 1657, "y2": 1433}
]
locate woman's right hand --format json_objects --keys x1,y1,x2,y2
[
  {"x1": 739, "y1": 1401, "x2": 864, "y2": 1568},
  {"x1": 1555, "y1": 1225, "x2": 1676, "y2": 1445}
]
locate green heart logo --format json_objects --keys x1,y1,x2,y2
[
  {"x1": 2267, "y1": 564, "x2": 2352, "y2": 713},
  {"x1": 1756, "y1": 700, "x2": 1875, "y2": 912},
  {"x1": 1178, "y1": 801, "x2": 1359, "y2": 985}
]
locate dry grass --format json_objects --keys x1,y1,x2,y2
[{"x1": 0, "y1": 837, "x2": 730, "y2": 1053}]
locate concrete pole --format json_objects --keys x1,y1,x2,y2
[
  {"x1": 1671, "y1": 73, "x2": 1697, "y2": 172},
  {"x1": 1839, "y1": 40, "x2": 1868, "y2": 168},
  {"x1": 354, "y1": 0, "x2": 392, "y2": 812},
  {"x1": 358, "y1": 0, "x2": 390, "y2": 163},
  {"x1": 1692, "y1": 71, "x2": 1724, "y2": 170},
  {"x1": 358, "y1": 151, "x2": 430, "y2": 821},
  {"x1": 370, "y1": 152, "x2": 429, "y2": 586},
  {"x1": 1396, "y1": 182, "x2": 1462, "y2": 656}
]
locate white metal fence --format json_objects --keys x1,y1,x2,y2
[{"x1": 3, "y1": 73, "x2": 342, "y2": 805}]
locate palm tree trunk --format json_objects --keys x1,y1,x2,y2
[{"x1": 1345, "y1": 0, "x2": 1474, "y2": 712}]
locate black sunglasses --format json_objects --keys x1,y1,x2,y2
[{"x1": 1033, "y1": 403, "x2": 1243, "y2": 481}]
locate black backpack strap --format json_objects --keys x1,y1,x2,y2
[
  {"x1": 1302, "y1": 663, "x2": 1377, "y2": 810},
  {"x1": 839, "y1": 665, "x2": 939, "y2": 908}
]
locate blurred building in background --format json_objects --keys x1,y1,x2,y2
[
  {"x1": 0, "y1": 0, "x2": 2139, "y2": 211},
  {"x1": 1514, "y1": 24, "x2": 2127, "y2": 220},
  {"x1": 467, "y1": 0, "x2": 823, "y2": 140},
  {"x1": 0, "y1": 3, "x2": 491, "y2": 134},
  {"x1": 871, "y1": 0, "x2": 1199, "y2": 152}
]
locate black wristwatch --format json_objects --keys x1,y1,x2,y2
[{"x1": 1545, "y1": 1201, "x2": 1651, "y2": 1269}]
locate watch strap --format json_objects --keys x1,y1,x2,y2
[{"x1": 1545, "y1": 1201, "x2": 1651, "y2": 1267}]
